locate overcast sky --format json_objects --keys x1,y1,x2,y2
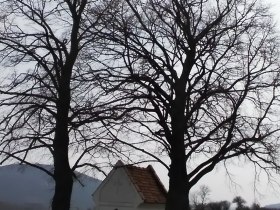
[
  {"x1": 3, "y1": 0, "x2": 280, "y2": 207},
  {"x1": 269, "y1": 0, "x2": 280, "y2": 27}
]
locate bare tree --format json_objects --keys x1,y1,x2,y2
[
  {"x1": 94, "y1": 0, "x2": 280, "y2": 210},
  {"x1": 251, "y1": 202, "x2": 261, "y2": 210},
  {"x1": 233, "y1": 196, "x2": 246, "y2": 207},
  {"x1": 233, "y1": 196, "x2": 249, "y2": 210},
  {"x1": 191, "y1": 185, "x2": 211, "y2": 209},
  {"x1": 205, "y1": 201, "x2": 231, "y2": 210},
  {"x1": 198, "y1": 185, "x2": 211, "y2": 206},
  {"x1": 0, "y1": 0, "x2": 122, "y2": 209}
]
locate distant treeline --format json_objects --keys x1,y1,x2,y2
[{"x1": 191, "y1": 186, "x2": 278, "y2": 210}]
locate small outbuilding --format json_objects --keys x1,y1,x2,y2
[{"x1": 92, "y1": 161, "x2": 167, "y2": 210}]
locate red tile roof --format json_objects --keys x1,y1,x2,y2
[{"x1": 115, "y1": 161, "x2": 167, "y2": 204}]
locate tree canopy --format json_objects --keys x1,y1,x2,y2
[
  {"x1": 95, "y1": 0, "x2": 280, "y2": 209},
  {"x1": 0, "y1": 0, "x2": 280, "y2": 210},
  {"x1": 0, "y1": 0, "x2": 124, "y2": 209}
]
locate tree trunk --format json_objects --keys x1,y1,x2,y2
[
  {"x1": 166, "y1": 120, "x2": 190, "y2": 210},
  {"x1": 51, "y1": 17, "x2": 80, "y2": 208},
  {"x1": 52, "y1": 143, "x2": 73, "y2": 210},
  {"x1": 52, "y1": 106, "x2": 73, "y2": 210},
  {"x1": 52, "y1": 73, "x2": 73, "y2": 209},
  {"x1": 165, "y1": 143, "x2": 190, "y2": 210},
  {"x1": 165, "y1": 78, "x2": 191, "y2": 210}
]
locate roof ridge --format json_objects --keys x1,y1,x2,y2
[{"x1": 114, "y1": 161, "x2": 148, "y2": 170}]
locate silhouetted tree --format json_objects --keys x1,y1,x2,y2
[
  {"x1": 251, "y1": 203, "x2": 261, "y2": 210},
  {"x1": 233, "y1": 196, "x2": 247, "y2": 210},
  {"x1": 207, "y1": 200, "x2": 231, "y2": 210},
  {"x1": 95, "y1": 0, "x2": 280, "y2": 210},
  {"x1": 233, "y1": 196, "x2": 246, "y2": 207},
  {"x1": 192, "y1": 185, "x2": 211, "y2": 210},
  {"x1": 198, "y1": 185, "x2": 211, "y2": 206},
  {"x1": 0, "y1": 1, "x2": 121, "y2": 209}
]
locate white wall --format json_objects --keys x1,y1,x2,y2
[
  {"x1": 93, "y1": 167, "x2": 142, "y2": 210},
  {"x1": 93, "y1": 167, "x2": 165, "y2": 210}
]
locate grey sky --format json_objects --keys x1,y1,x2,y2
[{"x1": 1, "y1": 0, "x2": 280, "y2": 207}]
